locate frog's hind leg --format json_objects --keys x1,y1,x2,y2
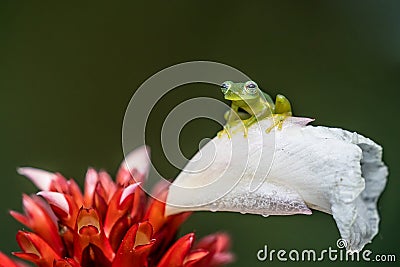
[
  {"x1": 274, "y1": 94, "x2": 292, "y2": 115},
  {"x1": 224, "y1": 110, "x2": 251, "y2": 121},
  {"x1": 266, "y1": 94, "x2": 292, "y2": 133}
]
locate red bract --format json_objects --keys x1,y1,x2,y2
[{"x1": 1, "y1": 146, "x2": 234, "y2": 267}]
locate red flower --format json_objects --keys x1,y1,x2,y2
[{"x1": 1, "y1": 146, "x2": 234, "y2": 267}]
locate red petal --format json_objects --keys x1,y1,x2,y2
[
  {"x1": 192, "y1": 233, "x2": 235, "y2": 267},
  {"x1": 145, "y1": 186, "x2": 191, "y2": 260},
  {"x1": 206, "y1": 253, "x2": 235, "y2": 267},
  {"x1": 183, "y1": 249, "x2": 209, "y2": 267},
  {"x1": 0, "y1": 252, "x2": 29, "y2": 267},
  {"x1": 9, "y1": 211, "x2": 28, "y2": 226},
  {"x1": 144, "y1": 182, "x2": 190, "y2": 233},
  {"x1": 103, "y1": 183, "x2": 140, "y2": 237},
  {"x1": 116, "y1": 146, "x2": 150, "y2": 186},
  {"x1": 10, "y1": 194, "x2": 64, "y2": 256},
  {"x1": 194, "y1": 232, "x2": 231, "y2": 252},
  {"x1": 38, "y1": 191, "x2": 78, "y2": 229},
  {"x1": 130, "y1": 185, "x2": 146, "y2": 222},
  {"x1": 112, "y1": 222, "x2": 154, "y2": 267},
  {"x1": 80, "y1": 245, "x2": 112, "y2": 267},
  {"x1": 53, "y1": 258, "x2": 81, "y2": 267},
  {"x1": 67, "y1": 179, "x2": 84, "y2": 208},
  {"x1": 98, "y1": 171, "x2": 117, "y2": 203},
  {"x1": 144, "y1": 188, "x2": 169, "y2": 233},
  {"x1": 107, "y1": 216, "x2": 131, "y2": 252},
  {"x1": 14, "y1": 231, "x2": 61, "y2": 267},
  {"x1": 73, "y1": 208, "x2": 114, "y2": 263},
  {"x1": 156, "y1": 233, "x2": 194, "y2": 267},
  {"x1": 58, "y1": 225, "x2": 75, "y2": 260},
  {"x1": 93, "y1": 183, "x2": 108, "y2": 221}
]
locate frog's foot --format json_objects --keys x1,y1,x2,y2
[
  {"x1": 266, "y1": 114, "x2": 291, "y2": 133},
  {"x1": 218, "y1": 125, "x2": 232, "y2": 139}
]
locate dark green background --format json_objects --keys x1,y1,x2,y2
[{"x1": 1, "y1": 1, "x2": 399, "y2": 266}]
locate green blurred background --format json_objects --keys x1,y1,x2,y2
[{"x1": 1, "y1": 1, "x2": 399, "y2": 266}]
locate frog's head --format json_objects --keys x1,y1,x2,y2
[{"x1": 220, "y1": 80, "x2": 260, "y2": 101}]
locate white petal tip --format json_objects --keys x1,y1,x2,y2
[
  {"x1": 17, "y1": 167, "x2": 55, "y2": 190},
  {"x1": 37, "y1": 191, "x2": 69, "y2": 214},
  {"x1": 123, "y1": 146, "x2": 151, "y2": 176},
  {"x1": 119, "y1": 183, "x2": 140, "y2": 205},
  {"x1": 85, "y1": 168, "x2": 98, "y2": 182},
  {"x1": 164, "y1": 204, "x2": 186, "y2": 217}
]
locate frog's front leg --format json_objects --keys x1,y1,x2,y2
[
  {"x1": 218, "y1": 104, "x2": 240, "y2": 138},
  {"x1": 242, "y1": 116, "x2": 257, "y2": 137},
  {"x1": 266, "y1": 94, "x2": 292, "y2": 133},
  {"x1": 241, "y1": 107, "x2": 271, "y2": 137}
]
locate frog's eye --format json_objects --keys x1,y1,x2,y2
[
  {"x1": 221, "y1": 82, "x2": 231, "y2": 93},
  {"x1": 244, "y1": 81, "x2": 258, "y2": 94}
]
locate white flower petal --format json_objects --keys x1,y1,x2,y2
[{"x1": 165, "y1": 117, "x2": 387, "y2": 252}]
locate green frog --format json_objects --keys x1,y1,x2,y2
[{"x1": 218, "y1": 80, "x2": 292, "y2": 137}]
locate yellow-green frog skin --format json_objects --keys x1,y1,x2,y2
[{"x1": 218, "y1": 80, "x2": 292, "y2": 137}]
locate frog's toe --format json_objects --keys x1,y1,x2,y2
[
  {"x1": 218, "y1": 126, "x2": 232, "y2": 139},
  {"x1": 266, "y1": 114, "x2": 290, "y2": 133},
  {"x1": 243, "y1": 126, "x2": 249, "y2": 137},
  {"x1": 242, "y1": 117, "x2": 258, "y2": 137}
]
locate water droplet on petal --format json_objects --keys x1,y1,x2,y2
[{"x1": 210, "y1": 202, "x2": 218, "y2": 212}]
